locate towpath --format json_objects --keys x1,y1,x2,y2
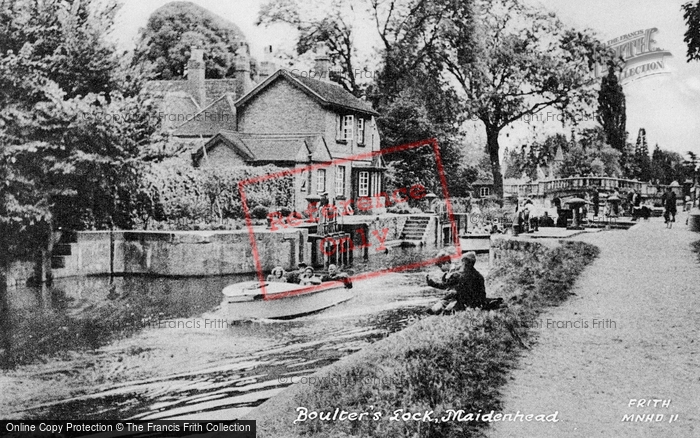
[{"x1": 489, "y1": 219, "x2": 700, "y2": 437}]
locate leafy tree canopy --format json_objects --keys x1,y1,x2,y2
[
  {"x1": 134, "y1": 1, "x2": 246, "y2": 79},
  {"x1": 1, "y1": 0, "x2": 160, "y2": 259},
  {"x1": 682, "y1": 1, "x2": 700, "y2": 62},
  {"x1": 0, "y1": 0, "x2": 124, "y2": 100},
  {"x1": 258, "y1": 0, "x2": 365, "y2": 94}
]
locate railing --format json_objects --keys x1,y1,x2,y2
[{"x1": 504, "y1": 177, "x2": 658, "y2": 198}]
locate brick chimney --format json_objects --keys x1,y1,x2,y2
[
  {"x1": 258, "y1": 45, "x2": 276, "y2": 82},
  {"x1": 313, "y1": 43, "x2": 331, "y2": 82},
  {"x1": 187, "y1": 47, "x2": 206, "y2": 108},
  {"x1": 234, "y1": 41, "x2": 253, "y2": 96}
]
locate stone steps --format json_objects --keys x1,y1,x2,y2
[{"x1": 399, "y1": 216, "x2": 431, "y2": 242}]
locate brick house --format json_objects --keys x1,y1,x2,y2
[{"x1": 187, "y1": 52, "x2": 384, "y2": 212}]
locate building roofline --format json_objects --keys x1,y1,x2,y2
[{"x1": 234, "y1": 69, "x2": 379, "y2": 116}]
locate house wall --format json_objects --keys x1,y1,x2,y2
[
  {"x1": 323, "y1": 112, "x2": 379, "y2": 159},
  {"x1": 238, "y1": 79, "x2": 326, "y2": 134}
]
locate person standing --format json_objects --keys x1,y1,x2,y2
[
  {"x1": 631, "y1": 190, "x2": 641, "y2": 221},
  {"x1": 592, "y1": 188, "x2": 600, "y2": 217},
  {"x1": 663, "y1": 188, "x2": 677, "y2": 228}
]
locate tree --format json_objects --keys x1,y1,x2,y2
[
  {"x1": 682, "y1": 1, "x2": 700, "y2": 62},
  {"x1": 0, "y1": 0, "x2": 122, "y2": 100},
  {"x1": 133, "y1": 1, "x2": 246, "y2": 79},
  {"x1": 1, "y1": 0, "x2": 160, "y2": 279},
  {"x1": 650, "y1": 145, "x2": 688, "y2": 185},
  {"x1": 597, "y1": 62, "x2": 627, "y2": 154},
  {"x1": 632, "y1": 128, "x2": 651, "y2": 181},
  {"x1": 558, "y1": 141, "x2": 621, "y2": 178},
  {"x1": 397, "y1": 0, "x2": 609, "y2": 198},
  {"x1": 257, "y1": 0, "x2": 364, "y2": 94}
]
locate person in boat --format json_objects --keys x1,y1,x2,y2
[
  {"x1": 321, "y1": 264, "x2": 353, "y2": 289},
  {"x1": 266, "y1": 266, "x2": 287, "y2": 283},
  {"x1": 299, "y1": 266, "x2": 322, "y2": 285},
  {"x1": 427, "y1": 251, "x2": 504, "y2": 313},
  {"x1": 286, "y1": 262, "x2": 307, "y2": 284}
]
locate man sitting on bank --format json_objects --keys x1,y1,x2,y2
[{"x1": 426, "y1": 251, "x2": 504, "y2": 313}]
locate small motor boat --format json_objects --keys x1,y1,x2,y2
[{"x1": 222, "y1": 280, "x2": 353, "y2": 321}]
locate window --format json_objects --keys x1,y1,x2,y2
[
  {"x1": 300, "y1": 170, "x2": 308, "y2": 193},
  {"x1": 335, "y1": 166, "x2": 346, "y2": 197},
  {"x1": 317, "y1": 169, "x2": 326, "y2": 193},
  {"x1": 342, "y1": 115, "x2": 354, "y2": 141},
  {"x1": 335, "y1": 115, "x2": 341, "y2": 141},
  {"x1": 357, "y1": 118, "x2": 365, "y2": 145},
  {"x1": 480, "y1": 187, "x2": 491, "y2": 197},
  {"x1": 359, "y1": 171, "x2": 369, "y2": 197},
  {"x1": 371, "y1": 172, "x2": 381, "y2": 196}
]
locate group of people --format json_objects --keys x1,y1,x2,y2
[
  {"x1": 426, "y1": 250, "x2": 505, "y2": 314},
  {"x1": 267, "y1": 263, "x2": 353, "y2": 288}
]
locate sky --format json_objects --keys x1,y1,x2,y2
[{"x1": 113, "y1": 0, "x2": 700, "y2": 159}]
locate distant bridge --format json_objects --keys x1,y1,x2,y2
[{"x1": 504, "y1": 176, "x2": 682, "y2": 203}]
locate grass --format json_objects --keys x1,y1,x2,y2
[{"x1": 250, "y1": 239, "x2": 599, "y2": 438}]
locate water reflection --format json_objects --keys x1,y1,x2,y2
[{"x1": 2, "y1": 246, "x2": 488, "y2": 420}]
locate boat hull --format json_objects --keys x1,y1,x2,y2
[{"x1": 223, "y1": 280, "x2": 353, "y2": 321}]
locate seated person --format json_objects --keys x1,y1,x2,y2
[
  {"x1": 266, "y1": 266, "x2": 287, "y2": 283},
  {"x1": 427, "y1": 251, "x2": 504, "y2": 313},
  {"x1": 320, "y1": 264, "x2": 353, "y2": 288},
  {"x1": 426, "y1": 249, "x2": 460, "y2": 284},
  {"x1": 539, "y1": 211, "x2": 555, "y2": 227},
  {"x1": 286, "y1": 262, "x2": 307, "y2": 284},
  {"x1": 299, "y1": 267, "x2": 322, "y2": 285}
]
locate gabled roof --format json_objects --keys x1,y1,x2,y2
[
  {"x1": 235, "y1": 69, "x2": 379, "y2": 116},
  {"x1": 172, "y1": 93, "x2": 237, "y2": 137},
  {"x1": 151, "y1": 91, "x2": 200, "y2": 131},
  {"x1": 193, "y1": 132, "x2": 332, "y2": 164}
]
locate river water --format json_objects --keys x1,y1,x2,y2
[{"x1": 1, "y1": 246, "x2": 488, "y2": 420}]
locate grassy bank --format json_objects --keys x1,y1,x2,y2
[{"x1": 247, "y1": 239, "x2": 599, "y2": 438}]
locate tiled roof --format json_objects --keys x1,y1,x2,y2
[
  {"x1": 194, "y1": 132, "x2": 328, "y2": 163},
  {"x1": 236, "y1": 69, "x2": 379, "y2": 116},
  {"x1": 291, "y1": 73, "x2": 378, "y2": 115},
  {"x1": 172, "y1": 93, "x2": 237, "y2": 137},
  {"x1": 143, "y1": 79, "x2": 247, "y2": 134},
  {"x1": 154, "y1": 91, "x2": 201, "y2": 131}
]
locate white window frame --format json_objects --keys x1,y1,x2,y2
[
  {"x1": 335, "y1": 166, "x2": 346, "y2": 197},
  {"x1": 480, "y1": 186, "x2": 491, "y2": 197},
  {"x1": 342, "y1": 115, "x2": 354, "y2": 141},
  {"x1": 359, "y1": 171, "x2": 369, "y2": 197},
  {"x1": 317, "y1": 169, "x2": 326, "y2": 193},
  {"x1": 357, "y1": 118, "x2": 365, "y2": 145}
]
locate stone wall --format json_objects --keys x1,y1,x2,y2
[{"x1": 52, "y1": 228, "x2": 310, "y2": 279}]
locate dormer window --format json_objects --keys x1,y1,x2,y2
[
  {"x1": 342, "y1": 115, "x2": 354, "y2": 141},
  {"x1": 357, "y1": 118, "x2": 365, "y2": 145}
]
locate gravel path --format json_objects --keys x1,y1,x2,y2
[{"x1": 489, "y1": 219, "x2": 700, "y2": 437}]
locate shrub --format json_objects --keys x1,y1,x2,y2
[
  {"x1": 251, "y1": 205, "x2": 269, "y2": 220},
  {"x1": 130, "y1": 162, "x2": 293, "y2": 229}
]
